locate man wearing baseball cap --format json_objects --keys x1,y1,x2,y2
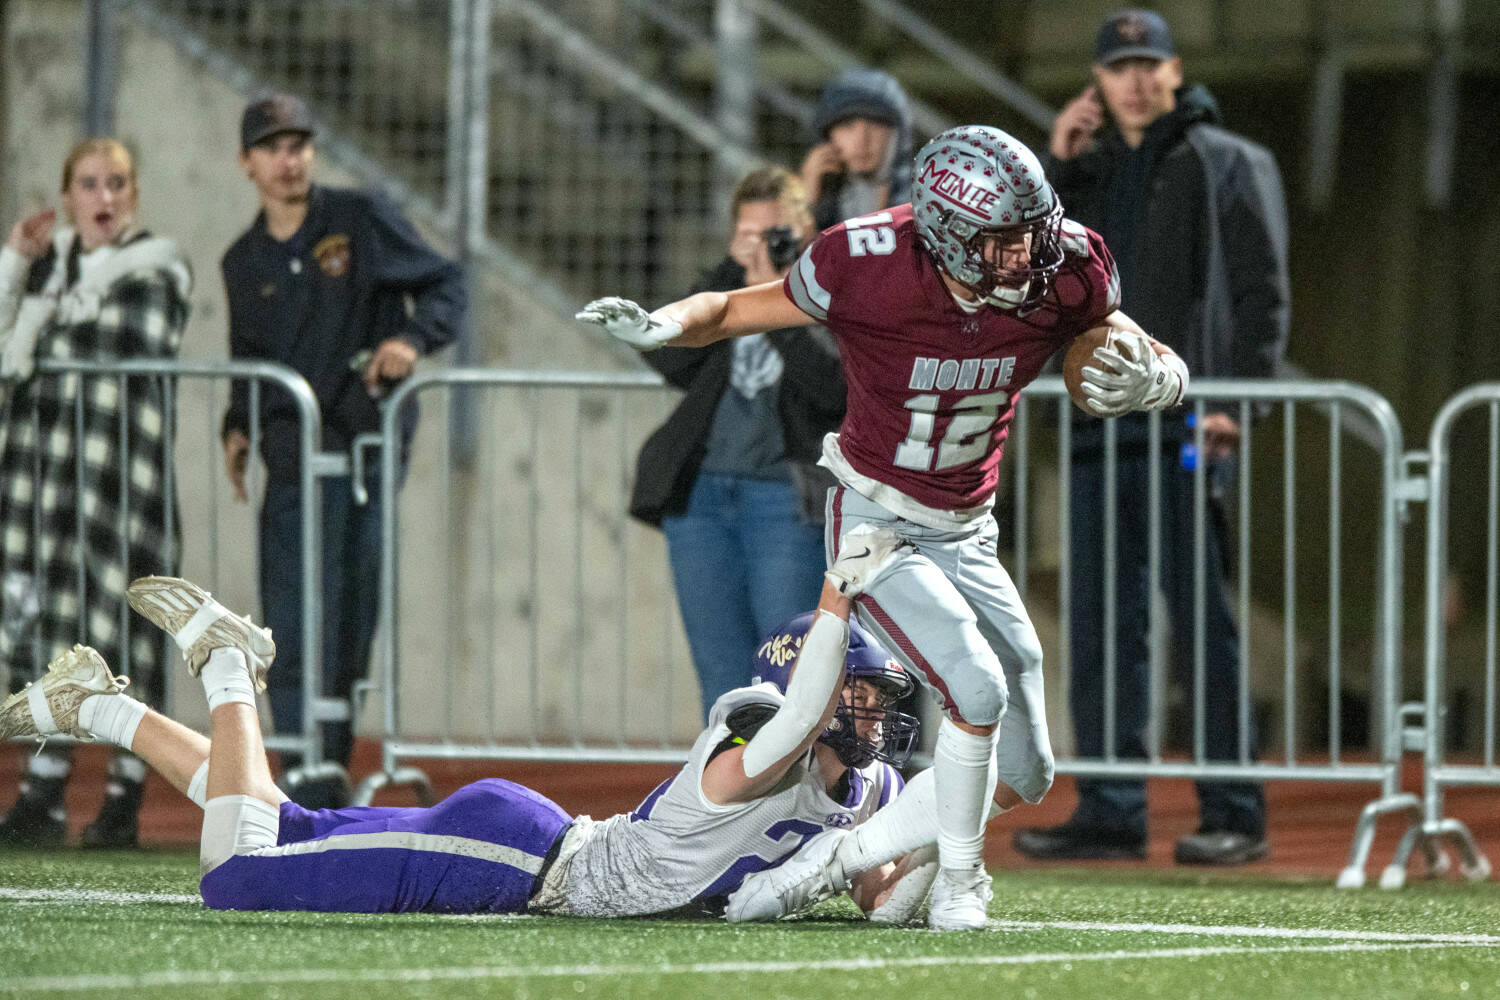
[
  {"x1": 1012, "y1": 10, "x2": 1289, "y2": 867},
  {"x1": 239, "y1": 90, "x2": 316, "y2": 150},
  {"x1": 221, "y1": 90, "x2": 466, "y2": 807}
]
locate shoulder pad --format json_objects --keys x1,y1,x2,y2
[
  {"x1": 724, "y1": 702, "x2": 778, "y2": 744},
  {"x1": 1058, "y1": 218, "x2": 1091, "y2": 259},
  {"x1": 706, "y1": 681, "x2": 785, "y2": 731}
]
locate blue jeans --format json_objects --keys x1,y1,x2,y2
[
  {"x1": 1069, "y1": 444, "x2": 1266, "y2": 838},
  {"x1": 661, "y1": 473, "x2": 828, "y2": 721},
  {"x1": 260, "y1": 473, "x2": 385, "y2": 767}
]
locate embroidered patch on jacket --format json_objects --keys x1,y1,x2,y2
[{"x1": 313, "y1": 234, "x2": 351, "y2": 277}]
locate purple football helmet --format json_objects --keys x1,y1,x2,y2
[{"x1": 753, "y1": 612, "x2": 919, "y2": 768}]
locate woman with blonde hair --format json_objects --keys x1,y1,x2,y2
[
  {"x1": 629, "y1": 165, "x2": 846, "y2": 721},
  {"x1": 0, "y1": 137, "x2": 192, "y2": 848}
]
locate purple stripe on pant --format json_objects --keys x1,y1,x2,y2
[{"x1": 199, "y1": 778, "x2": 572, "y2": 913}]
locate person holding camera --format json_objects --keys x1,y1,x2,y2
[{"x1": 629, "y1": 166, "x2": 845, "y2": 721}]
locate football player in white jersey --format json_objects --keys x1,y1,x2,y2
[
  {"x1": 0, "y1": 526, "x2": 930, "y2": 918},
  {"x1": 578, "y1": 125, "x2": 1190, "y2": 929}
]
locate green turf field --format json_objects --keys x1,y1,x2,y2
[{"x1": 3, "y1": 849, "x2": 1497, "y2": 999}]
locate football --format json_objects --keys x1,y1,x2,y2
[{"x1": 1062, "y1": 325, "x2": 1116, "y2": 410}]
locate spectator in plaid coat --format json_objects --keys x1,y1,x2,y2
[{"x1": 0, "y1": 137, "x2": 192, "y2": 848}]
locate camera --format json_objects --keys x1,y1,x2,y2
[{"x1": 763, "y1": 226, "x2": 802, "y2": 270}]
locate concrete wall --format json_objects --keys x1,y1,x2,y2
[{"x1": 2, "y1": 1, "x2": 697, "y2": 747}]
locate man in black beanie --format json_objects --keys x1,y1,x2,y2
[{"x1": 800, "y1": 68, "x2": 913, "y2": 231}]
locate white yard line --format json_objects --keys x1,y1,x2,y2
[
  {"x1": 0, "y1": 887, "x2": 199, "y2": 906},
  {"x1": 992, "y1": 919, "x2": 1500, "y2": 946},
  {"x1": 5, "y1": 940, "x2": 1496, "y2": 993},
  {"x1": 5, "y1": 884, "x2": 1499, "y2": 993},
  {"x1": 6, "y1": 886, "x2": 1498, "y2": 945}
]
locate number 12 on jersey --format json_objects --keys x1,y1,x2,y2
[
  {"x1": 894, "y1": 391, "x2": 1008, "y2": 471},
  {"x1": 846, "y1": 212, "x2": 896, "y2": 257}
]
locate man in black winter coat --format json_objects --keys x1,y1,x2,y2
[{"x1": 1013, "y1": 9, "x2": 1289, "y2": 867}]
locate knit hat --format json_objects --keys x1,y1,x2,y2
[{"x1": 812, "y1": 68, "x2": 908, "y2": 139}]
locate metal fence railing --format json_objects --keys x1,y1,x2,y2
[
  {"x1": 355, "y1": 370, "x2": 1434, "y2": 889},
  {"x1": 1377, "y1": 382, "x2": 1500, "y2": 888},
  {"x1": 2, "y1": 359, "x2": 339, "y2": 783},
  {"x1": 1016, "y1": 378, "x2": 1416, "y2": 888},
  {"x1": 354, "y1": 368, "x2": 688, "y2": 805},
  {"x1": 6, "y1": 356, "x2": 1496, "y2": 886}
]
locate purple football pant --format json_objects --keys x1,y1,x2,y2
[{"x1": 199, "y1": 778, "x2": 572, "y2": 913}]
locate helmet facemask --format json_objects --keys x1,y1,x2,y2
[
  {"x1": 821, "y1": 674, "x2": 919, "y2": 769},
  {"x1": 945, "y1": 201, "x2": 1065, "y2": 311}
]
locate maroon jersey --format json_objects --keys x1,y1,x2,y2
[{"x1": 785, "y1": 204, "x2": 1120, "y2": 514}]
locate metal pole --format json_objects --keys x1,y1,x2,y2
[
  {"x1": 84, "y1": 0, "x2": 118, "y2": 136},
  {"x1": 714, "y1": 0, "x2": 757, "y2": 210},
  {"x1": 449, "y1": 0, "x2": 490, "y2": 466}
]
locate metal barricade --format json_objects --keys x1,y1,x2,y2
[
  {"x1": 1380, "y1": 382, "x2": 1500, "y2": 887},
  {"x1": 357, "y1": 369, "x2": 1416, "y2": 885},
  {"x1": 2, "y1": 358, "x2": 339, "y2": 783},
  {"x1": 1009, "y1": 377, "x2": 1413, "y2": 887},
  {"x1": 355, "y1": 368, "x2": 687, "y2": 805}
]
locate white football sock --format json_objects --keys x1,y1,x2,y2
[
  {"x1": 836, "y1": 768, "x2": 939, "y2": 874},
  {"x1": 932, "y1": 717, "x2": 998, "y2": 871},
  {"x1": 186, "y1": 760, "x2": 210, "y2": 808},
  {"x1": 836, "y1": 770, "x2": 1013, "y2": 877},
  {"x1": 200, "y1": 648, "x2": 257, "y2": 712},
  {"x1": 78, "y1": 693, "x2": 147, "y2": 750},
  {"x1": 200, "y1": 794, "x2": 279, "y2": 875}
]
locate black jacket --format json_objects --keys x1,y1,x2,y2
[
  {"x1": 629, "y1": 257, "x2": 845, "y2": 527},
  {"x1": 221, "y1": 185, "x2": 465, "y2": 478},
  {"x1": 1047, "y1": 85, "x2": 1289, "y2": 443}
]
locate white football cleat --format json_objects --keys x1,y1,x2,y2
[
  {"x1": 825, "y1": 524, "x2": 910, "y2": 598},
  {"x1": 926, "y1": 865, "x2": 993, "y2": 931},
  {"x1": 725, "y1": 828, "x2": 850, "y2": 923},
  {"x1": 127, "y1": 576, "x2": 276, "y2": 691},
  {"x1": 0, "y1": 645, "x2": 128, "y2": 742}
]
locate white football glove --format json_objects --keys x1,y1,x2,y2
[
  {"x1": 1079, "y1": 329, "x2": 1188, "y2": 418},
  {"x1": 825, "y1": 523, "x2": 910, "y2": 598},
  {"x1": 574, "y1": 296, "x2": 683, "y2": 351}
]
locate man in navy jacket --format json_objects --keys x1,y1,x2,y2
[{"x1": 221, "y1": 91, "x2": 464, "y2": 801}]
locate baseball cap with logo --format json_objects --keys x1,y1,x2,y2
[
  {"x1": 240, "y1": 90, "x2": 315, "y2": 151},
  {"x1": 1094, "y1": 9, "x2": 1176, "y2": 66}
]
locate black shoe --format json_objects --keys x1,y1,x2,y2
[
  {"x1": 1013, "y1": 819, "x2": 1147, "y2": 861},
  {"x1": 80, "y1": 778, "x2": 144, "y2": 849},
  {"x1": 1173, "y1": 830, "x2": 1267, "y2": 866},
  {"x1": 282, "y1": 774, "x2": 353, "y2": 812},
  {"x1": 0, "y1": 776, "x2": 68, "y2": 847}
]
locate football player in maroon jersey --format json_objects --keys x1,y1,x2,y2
[{"x1": 579, "y1": 125, "x2": 1188, "y2": 930}]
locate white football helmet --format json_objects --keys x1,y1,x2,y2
[{"x1": 911, "y1": 125, "x2": 1064, "y2": 311}]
